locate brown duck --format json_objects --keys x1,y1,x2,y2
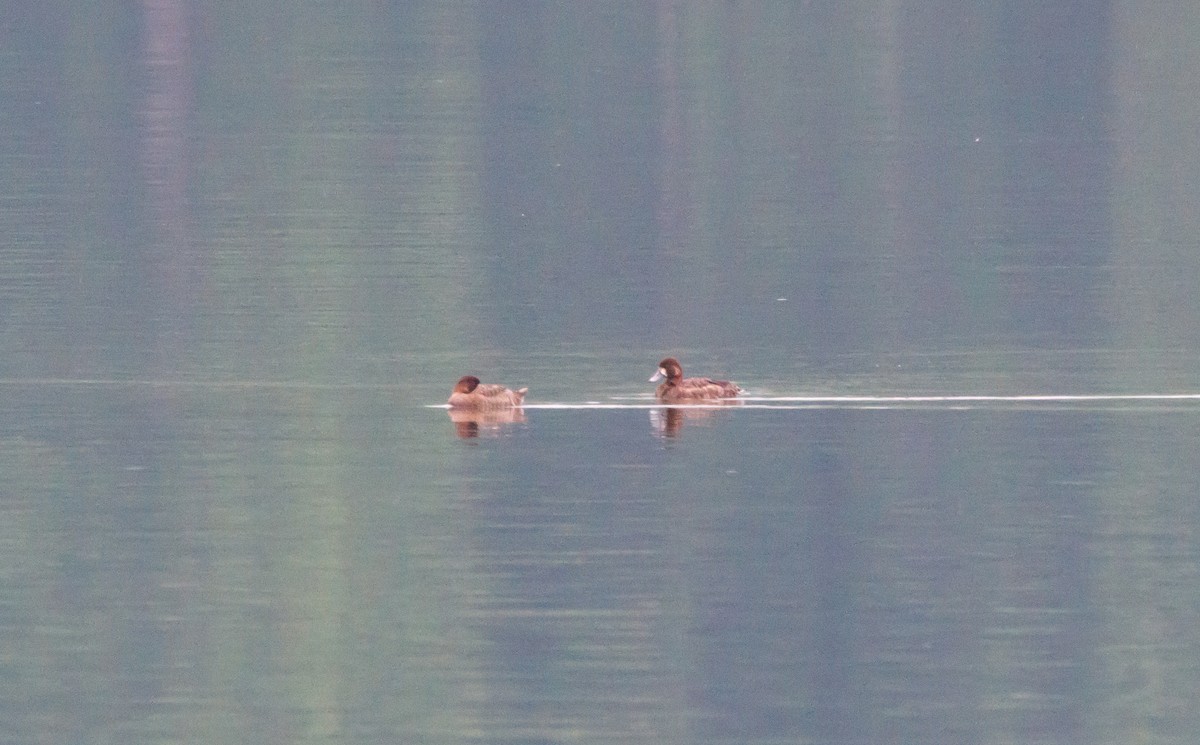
[
  {"x1": 447, "y1": 375, "x2": 528, "y2": 409},
  {"x1": 649, "y1": 357, "x2": 742, "y2": 402}
]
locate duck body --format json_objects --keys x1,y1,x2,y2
[
  {"x1": 649, "y1": 357, "x2": 742, "y2": 402},
  {"x1": 447, "y1": 375, "x2": 528, "y2": 409}
]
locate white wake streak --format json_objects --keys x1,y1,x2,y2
[{"x1": 431, "y1": 393, "x2": 1200, "y2": 410}]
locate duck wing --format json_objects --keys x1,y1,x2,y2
[
  {"x1": 678, "y1": 377, "x2": 742, "y2": 398},
  {"x1": 475, "y1": 383, "x2": 528, "y2": 405},
  {"x1": 473, "y1": 383, "x2": 513, "y2": 398}
]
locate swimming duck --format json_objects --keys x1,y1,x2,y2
[
  {"x1": 649, "y1": 357, "x2": 742, "y2": 401},
  {"x1": 447, "y1": 375, "x2": 528, "y2": 409}
]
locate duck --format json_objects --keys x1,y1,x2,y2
[
  {"x1": 447, "y1": 375, "x2": 528, "y2": 409},
  {"x1": 649, "y1": 357, "x2": 743, "y2": 401}
]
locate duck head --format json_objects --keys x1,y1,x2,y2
[
  {"x1": 452, "y1": 375, "x2": 481, "y2": 394},
  {"x1": 649, "y1": 357, "x2": 683, "y2": 383}
]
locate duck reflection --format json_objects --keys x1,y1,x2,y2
[
  {"x1": 448, "y1": 407, "x2": 527, "y2": 438},
  {"x1": 650, "y1": 401, "x2": 741, "y2": 437}
]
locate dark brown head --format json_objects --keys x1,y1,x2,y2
[
  {"x1": 649, "y1": 357, "x2": 684, "y2": 383},
  {"x1": 453, "y1": 375, "x2": 481, "y2": 394}
]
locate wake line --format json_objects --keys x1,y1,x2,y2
[
  {"x1": 741, "y1": 394, "x2": 1200, "y2": 403},
  {"x1": 2, "y1": 379, "x2": 1191, "y2": 406},
  {"x1": 430, "y1": 393, "x2": 1200, "y2": 410}
]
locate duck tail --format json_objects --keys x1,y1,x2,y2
[{"x1": 513, "y1": 387, "x2": 529, "y2": 404}]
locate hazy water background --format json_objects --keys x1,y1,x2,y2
[{"x1": 4, "y1": 2, "x2": 1200, "y2": 743}]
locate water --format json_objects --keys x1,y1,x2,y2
[
  {"x1": 4, "y1": 2, "x2": 1200, "y2": 743},
  {"x1": 5, "y1": 384, "x2": 1200, "y2": 743}
]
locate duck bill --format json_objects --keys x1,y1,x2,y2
[{"x1": 649, "y1": 369, "x2": 665, "y2": 382}]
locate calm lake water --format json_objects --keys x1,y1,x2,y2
[
  {"x1": 6, "y1": 385, "x2": 1200, "y2": 743},
  {"x1": 4, "y1": 3, "x2": 1200, "y2": 744}
]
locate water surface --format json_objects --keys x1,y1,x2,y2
[{"x1": 4, "y1": 2, "x2": 1200, "y2": 743}]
